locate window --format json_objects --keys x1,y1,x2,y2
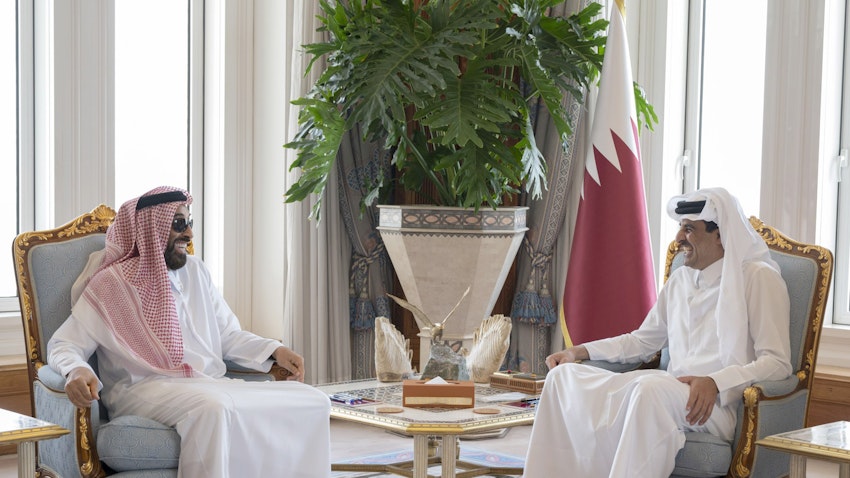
[
  {"x1": 0, "y1": 2, "x2": 18, "y2": 297},
  {"x1": 684, "y1": 0, "x2": 768, "y2": 218},
  {"x1": 834, "y1": 6, "x2": 850, "y2": 326},
  {"x1": 1, "y1": 1, "x2": 199, "y2": 315},
  {"x1": 1, "y1": 0, "x2": 32, "y2": 312},
  {"x1": 837, "y1": 152, "x2": 850, "y2": 325},
  {"x1": 1, "y1": 3, "x2": 17, "y2": 301},
  {"x1": 114, "y1": 0, "x2": 191, "y2": 204},
  {"x1": 675, "y1": 1, "x2": 847, "y2": 330}
]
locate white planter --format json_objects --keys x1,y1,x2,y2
[{"x1": 377, "y1": 205, "x2": 528, "y2": 370}]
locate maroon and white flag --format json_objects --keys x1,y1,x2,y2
[{"x1": 561, "y1": 2, "x2": 656, "y2": 346}]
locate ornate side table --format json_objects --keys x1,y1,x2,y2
[
  {"x1": 0, "y1": 408, "x2": 69, "y2": 478},
  {"x1": 756, "y1": 420, "x2": 850, "y2": 478}
]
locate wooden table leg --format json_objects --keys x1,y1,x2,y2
[
  {"x1": 17, "y1": 441, "x2": 35, "y2": 478},
  {"x1": 413, "y1": 435, "x2": 429, "y2": 478}
]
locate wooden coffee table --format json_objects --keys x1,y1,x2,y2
[
  {"x1": 756, "y1": 420, "x2": 850, "y2": 478},
  {"x1": 0, "y1": 408, "x2": 68, "y2": 478},
  {"x1": 317, "y1": 379, "x2": 537, "y2": 478}
]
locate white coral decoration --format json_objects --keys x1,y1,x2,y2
[
  {"x1": 374, "y1": 316, "x2": 414, "y2": 382},
  {"x1": 466, "y1": 315, "x2": 512, "y2": 383}
]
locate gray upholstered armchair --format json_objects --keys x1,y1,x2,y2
[
  {"x1": 584, "y1": 217, "x2": 833, "y2": 478},
  {"x1": 12, "y1": 205, "x2": 290, "y2": 477}
]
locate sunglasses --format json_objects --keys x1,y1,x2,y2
[{"x1": 172, "y1": 217, "x2": 194, "y2": 233}]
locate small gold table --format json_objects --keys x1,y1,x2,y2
[
  {"x1": 756, "y1": 420, "x2": 850, "y2": 478},
  {"x1": 317, "y1": 379, "x2": 537, "y2": 478},
  {"x1": 0, "y1": 408, "x2": 69, "y2": 478}
]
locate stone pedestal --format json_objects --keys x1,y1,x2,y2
[{"x1": 378, "y1": 205, "x2": 527, "y2": 371}]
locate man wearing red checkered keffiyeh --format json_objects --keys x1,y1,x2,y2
[
  {"x1": 47, "y1": 186, "x2": 332, "y2": 477},
  {"x1": 80, "y1": 185, "x2": 194, "y2": 376}
]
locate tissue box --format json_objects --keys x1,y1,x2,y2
[
  {"x1": 402, "y1": 379, "x2": 475, "y2": 409},
  {"x1": 489, "y1": 371, "x2": 546, "y2": 394}
]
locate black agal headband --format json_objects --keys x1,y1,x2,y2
[
  {"x1": 136, "y1": 191, "x2": 188, "y2": 210},
  {"x1": 674, "y1": 200, "x2": 706, "y2": 215}
]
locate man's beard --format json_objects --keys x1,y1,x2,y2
[{"x1": 165, "y1": 241, "x2": 188, "y2": 270}]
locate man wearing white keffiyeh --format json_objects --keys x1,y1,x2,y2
[
  {"x1": 48, "y1": 186, "x2": 331, "y2": 478},
  {"x1": 523, "y1": 187, "x2": 792, "y2": 477}
]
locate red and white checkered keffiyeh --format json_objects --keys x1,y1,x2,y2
[{"x1": 81, "y1": 186, "x2": 194, "y2": 377}]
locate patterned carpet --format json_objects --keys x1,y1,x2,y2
[{"x1": 331, "y1": 446, "x2": 525, "y2": 477}]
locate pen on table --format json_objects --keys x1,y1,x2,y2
[{"x1": 329, "y1": 393, "x2": 364, "y2": 405}]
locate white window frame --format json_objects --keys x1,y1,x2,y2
[
  {"x1": 832, "y1": 0, "x2": 850, "y2": 327},
  {"x1": 202, "y1": 0, "x2": 255, "y2": 326},
  {"x1": 1, "y1": 0, "x2": 35, "y2": 313},
  {"x1": 189, "y1": 0, "x2": 205, "y2": 258},
  {"x1": 1, "y1": 0, "x2": 33, "y2": 359}
]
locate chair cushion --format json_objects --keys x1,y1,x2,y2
[
  {"x1": 109, "y1": 471, "x2": 178, "y2": 478},
  {"x1": 96, "y1": 415, "x2": 180, "y2": 471},
  {"x1": 672, "y1": 431, "x2": 732, "y2": 477}
]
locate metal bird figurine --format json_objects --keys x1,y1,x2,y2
[{"x1": 387, "y1": 286, "x2": 471, "y2": 344}]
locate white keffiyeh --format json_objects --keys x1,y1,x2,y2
[{"x1": 666, "y1": 187, "x2": 779, "y2": 369}]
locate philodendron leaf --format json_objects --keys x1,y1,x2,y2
[{"x1": 284, "y1": 0, "x2": 656, "y2": 219}]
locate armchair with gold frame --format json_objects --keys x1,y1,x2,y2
[
  {"x1": 584, "y1": 217, "x2": 833, "y2": 478},
  {"x1": 12, "y1": 205, "x2": 290, "y2": 477}
]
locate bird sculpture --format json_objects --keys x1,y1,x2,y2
[
  {"x1": 374, "y1": 316, "x2": 414, "y2": 382},
  {"x1": 387, "y1": 287, "x2": 472, "y2": 380},
  {"x1": 386, "y1": 286, "x2": 470, "y2": 344},
  {"x1": 465, "y1": 314, "x2": 512, "y2": 383}
]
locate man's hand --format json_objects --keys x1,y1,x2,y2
[
  {"x1": 545, "y1": 346, "x2": 589, "y2": 370},
  {"x1": 273, "y1": 346, "x2": 305, "y2": 382},
  {"x1": 64, "y1": 367, "x2": 100, "y2": 408},
  {"x1": 678, "y1": 375, "x2": 719, "y2": 425}
]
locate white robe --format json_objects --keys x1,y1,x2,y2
[
  {"x1": 523, "y1": 259, "x2": 792, "y2": 477},
  {"x1": 49, "y1": 255, "x2": 331, "y2": 478}
]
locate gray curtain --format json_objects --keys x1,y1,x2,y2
[
  {"x1": 506, "y1": 0, "x2": 600, "y2": 375},
  {"x1": 336, "y1": 131, "x2": 395, "y2": 379}
]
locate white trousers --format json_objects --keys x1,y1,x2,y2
[
  {"x1": 523, "y1": 364, "x2": 735, "y2": 478},
  {"x1": 116, "y1": 377, "x2": 331, "y2": 478}
]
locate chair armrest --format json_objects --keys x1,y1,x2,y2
[
  {"x1": 750, "y1": 375, "x2": 800, "y2": 398},
  {"x1": 223, "y1": 360, "x2": 260, "y2": 373},
  {"x1": 38, "y1": 364, "x2": 68, "y2": 391},
  {"x1": 730, "y1": 376, "x2": 808, "y2": 478},
  {"x1": 581, "y1": 360, "x2": 645, "y2": 373},
  {"x1": 33, "y1": 377, "x2": 106, "y2": 478},
  {"x1": 42, "y1": 359, "x2": 292, "y2": 385},
  {"x1": 581, "y1": 350, "x2": 663, "y2": 373},
  {"x1": 224, "y1": 361, "x2": 292, "y2": 381}
]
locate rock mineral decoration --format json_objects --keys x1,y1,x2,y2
[
  {"x1": 387, "y1": 287, "x2": 472, "y2": 381},
  {"x1": 419, "y1": 342, "x2": 470, "y2": 381}
]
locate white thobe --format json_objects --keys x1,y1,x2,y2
[
  {"x1": 49, "y1": 255, "x2": 331, "y2": 478},
  {"x1": 524, "y1": 259, "x2": 792, "y2": 478}
]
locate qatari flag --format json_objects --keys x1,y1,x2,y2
[{"x1": 560, "y1": 1, "x2": 656, "y2": 346}]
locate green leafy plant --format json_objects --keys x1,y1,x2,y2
[{"x1": 285, "y1": 0, "x2": 656, "y2": 219}]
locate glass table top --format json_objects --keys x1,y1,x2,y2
[
  {"x1": 0, "y1": 408, "x2": 69, "y2": 445},
  {"x1": 316, "y1": 379, "x2": 538, "y2": 435}
]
